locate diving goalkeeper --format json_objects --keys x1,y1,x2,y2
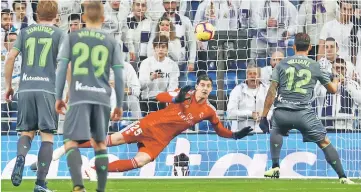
[{"x1": 51, "y1": 75, "x2": 253, "y2": 173}]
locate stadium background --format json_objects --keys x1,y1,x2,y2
[{"x1": 1, "y1": 0, "x2": 361, "y2": 183}]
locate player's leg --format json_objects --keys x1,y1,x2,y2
[
  {"x1": 34, "y1": 92, "x2": 58, "y2": 191},
  {"x1": 90, "y1": 105, "x2": 111, "y2": 192},
  {"x1": 51, "y1": 129, "x2": 128, "y2": 161},
  {"x1": 107, "y1": 146, "x2": 154, "y2": 172},
  {"x1": 12, "y1": 92, "x2": 37, "y2": 186},
  {"x1": 63, "y1": 104, "x2": 92, "y2": 191},
  {"x1": 298, "y1": 109, "x2": 354, "y2": 184},
  {"x1": 264, "y1": 109, "x2": 291, "y2": 178},
  {"x1": 106, "y1": 122, "x2": 162, "y2": 172}
]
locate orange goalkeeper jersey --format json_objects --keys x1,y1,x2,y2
[{"x1": 138, "y1": 90, "x2": 233, "y2": 145}]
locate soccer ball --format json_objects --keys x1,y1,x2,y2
[{"x1": 195, "y1": 22, "x2": 215, "y2": 41}]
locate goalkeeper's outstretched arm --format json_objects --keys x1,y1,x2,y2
[{"x1": 208, "y1": 109, "x2": 253, "y2": 140}]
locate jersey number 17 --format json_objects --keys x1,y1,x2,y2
[
  {"x1": 285, "y1": 67, "x2": 311, "y2": 94},
  {"x1": 26, "y1": 37, "x2": 52, "y2": 67}
]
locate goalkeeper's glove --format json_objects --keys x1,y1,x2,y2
[
  {"x1": 172, "y1": 85, "x2": 192, "y2": 103},
  {"x1": 259, "y1": 117, "x2": 270, "y2": 133},
  {"x1": 232, "y1": 126, "x2": 253, "y2": 140}
]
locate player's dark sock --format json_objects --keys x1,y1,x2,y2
[
  {"x1": 94, "y1": 150, "x2": 109, "y2": 192},
  {"x1": 108, "y1": 158, "x2": 138, "y2": 172},
  {"x1": 17, "y1": 135, "x2": 32, "y2": 157},
  {"x1": 66, "y1": 147, "x2": 84, "y2": 188},
  {"x1": 322, "y1": 144, "x2": 346, "y2": 178},
  {"x1": 270, "y1": 129, "x2": 283, "y2": 168},
  {"x1": 36, "y1": 141, "x2": 53, "y2": 187}
]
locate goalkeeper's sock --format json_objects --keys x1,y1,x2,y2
[
  {"x1": 108, "y1": 158, "x2": 138, "y2": 172},
  {"x1": 36, "y1": 141, "x2": 53, "y2": 187},
  {"x1": 322, "y1": 143, "x2": 347, "y2": 178},
  {"x1": 94, "y1": 150, "x2": 109, "y2": 192},
  {"x1": 17, "y1": 135, "x2": 32, "y2": 157},
  {"x1": 66, "y1": 147, "x2": 84, "y2": 188},
  {"x1": 270, "y1": 129, "x2": 283, "y2": 168}
]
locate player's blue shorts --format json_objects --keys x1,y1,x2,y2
[{"x1": 272, "y1": 108, "x2": 326, "y2": 143}]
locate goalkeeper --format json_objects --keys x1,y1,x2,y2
[
  {"x1": 259, "y1": 33, "x2": 354, "y2": 184},
  {"x1": 52, "y1": 75, "x2": 253, "y2": 174}
]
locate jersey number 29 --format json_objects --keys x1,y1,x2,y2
[
  {"x1": 72, "y1": 42, "x2": 108, "y2": 77},
  {"x1": 285, "y1": 67, "x2": 311, "y2": 94}
]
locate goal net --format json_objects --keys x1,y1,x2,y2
[{"x1": 1, "y1": 0, "x2": 360, "y2": 179}]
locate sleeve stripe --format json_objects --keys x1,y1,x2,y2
[
  {"x1": 112, "y1": 65, "x2": 123, "y2": 68},
  {"x1": 60, "y1": 57, "x2": 69, "y2": 62},
  {"x1": 12, "y1": 47, "x2": 20, "y2": 51}
]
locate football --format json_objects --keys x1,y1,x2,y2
[{"x1": 195, "y1": 22, "x2": 215, "y2": 41}]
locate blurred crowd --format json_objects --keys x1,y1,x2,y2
[{"x1": 1, "y1": 0, "x2": 361, "y2": 133}]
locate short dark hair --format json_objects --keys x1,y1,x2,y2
[
  {"x1": 4, "y1": 32, "x2": 17, "y2": 43},
  {"x1": 153, "y1": 35, "x2": 169, "y2": 48},
  {"x1": 12, "y1": 0, "x2": 26, "y2": 10},
  {"x1": 294, "y1": 32, "x2": 311, "y2": 52},
  {"x1": 196, "y1": 75, "x2": 213, "y2": 85},
  {"x1": 1, "y1": 9, "x2": 12, "y2": 17},
  {"x1": 68, "y1": 13, "x2": 81, "y2": 22},
  {"x1": 325, "y1": 37, "x2": 339, "y2": 47}
]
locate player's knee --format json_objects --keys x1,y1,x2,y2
[
  {"x1": 134, "y1": 153, "x2": 152, "y2": 168},
  {"x1": 90, "y1": 138, "x2": 106, "y2": 151},
  {"x1": 21, "y1": 131, "x2": 35, "y2": 140},
  {"x1": 317, "y1": 136, "x2": 331, "y2": 149},
  {"x1": 64, "y1": 140, "x2": 78, "y2": 150},
  {"x1": 39, "y1": 132, "x2": 54, "y2": 142},
  {"x1": 110, "y1": 132, "x2": 126, "y2": 146}
]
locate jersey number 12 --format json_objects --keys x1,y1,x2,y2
[{"x1": 285, "y1": 67, "x2": 311, "y2": 94}]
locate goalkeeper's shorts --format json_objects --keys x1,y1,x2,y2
[{"x1": 120, "y1": 121, "x2": 166, "y2": 160}]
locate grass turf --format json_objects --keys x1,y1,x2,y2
[{"x1": 1, "y1": 179, "x2": 360, "y2": 192}]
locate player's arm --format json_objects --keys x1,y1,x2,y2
[
  {"x1": 55, "y1": 35, "x2": 70, "y2": 102},
  {"x1": 259, "y1": 64, "x2": 280, "y2": 133},
  {"x1": 4, "y1": 31, "x2": 21, "y2": 91},
  {"x1": 112, "y1": 43, "x2": 125, "y2": 109},
  {"x1": 261, "y1": 64, "x2": 280, "y2": 118},
  {"x1": 208, "y1": 109, "x2": 253, "y2": 139},
  {"x1": 156, "y1": 85, "x2": 191, "y2": 103},
  {"x1": 261, "y1": 81, "x2": 278, "y2": 117},
  {"x1": 318, "y1": 64, "x2": 338, "y2": 94},
  {"x1": 4, "y1": 49, "x2": 20, "y2": 90}
]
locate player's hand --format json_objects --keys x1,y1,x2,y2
[
  {"x1": 232, "y1": 126, "x2": 253, "y2": 140},
  {"x1": 111, "y1": 107, "x2": 123, "y2": 121},
  {"x1": 5, "y1": 87, "x2": 14, "y2": 102},
  {"x1": 174, "y1": 85, "x2": 192, "y2": 103},
  {"x1": 259, "y1": 117, "x2": 270, "y2": 133},
  {"x1": 55, "y1": 100, "x2": 67, "y2": 115}
]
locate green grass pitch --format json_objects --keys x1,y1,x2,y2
[{"x1": 1, "y1": 179, "x2": 360, "y2": 192}]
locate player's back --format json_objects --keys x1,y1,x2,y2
[
  {"x1": 67, "y1": 28, "x2": 118, "y2": 107},
  {"x1": 16, "y1": 24, "x2": 63, "y2": 93},
  {"x1": 273, "y1": 55, "x2": 328, "y2": 110}
]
